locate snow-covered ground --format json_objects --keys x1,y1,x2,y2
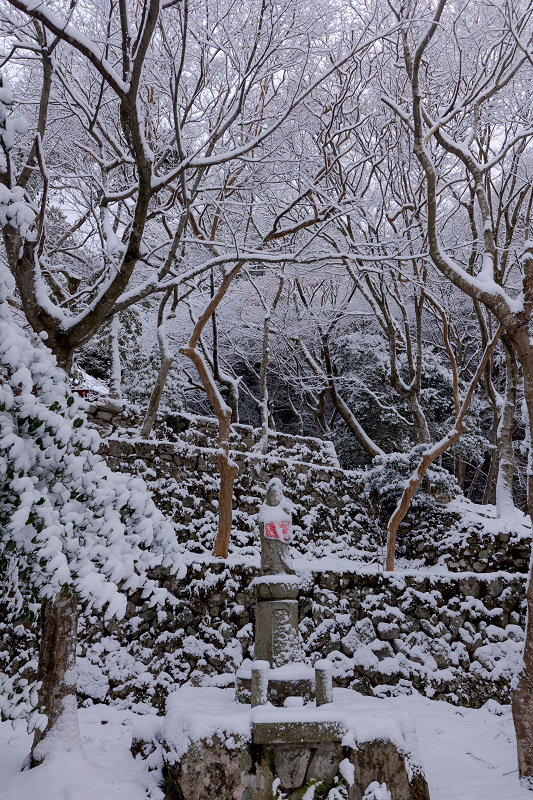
[
  {"x1": 0, "y1": 692, "x2": 529, "y2": 800},
  {"x1": 0, "y1": 705, "x2": 164, "y2": 800}
]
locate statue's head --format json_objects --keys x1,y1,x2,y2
[{"x1": 265, "y1": 477, "x2": 283, "y2": 506}]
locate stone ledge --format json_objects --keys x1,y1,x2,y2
[{"x1": 253, "y1": 719, "x2": 346, "y2": 744}]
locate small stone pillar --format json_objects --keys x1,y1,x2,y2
[
  {"x1": 254, "y1": 479, "x2": 302, "y2": 667},
  {"x1": 315, "y1": 660, "x2": 333, "y2": 706},
  {"x1": 251, "y1": 661, "x2": 270, "y2": 707}
]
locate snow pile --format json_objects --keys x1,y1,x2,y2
[
  {"x1": 0, "y1": 704, "x2": 165, "y2": 800},
  {"x1": 162, "y1": 687, "x2": 251, "y2": 763},
  {"x1": 363, "y1": 783, "x2": 391, "y2": 800}
]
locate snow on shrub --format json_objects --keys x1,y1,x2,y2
[
  {"x1": 362, "y1": 446, "x2": 460, "y2": 520},
  {"x1": 0, "y1": 269, "x2": 184, "y2": 726}
]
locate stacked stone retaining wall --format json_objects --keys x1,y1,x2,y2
[
  {"x1": 88, "y1": 401, "x2": 533, "y2": 573},
  {"x1": 72, "y1": 564, "x2": 527, "y2": 711}
]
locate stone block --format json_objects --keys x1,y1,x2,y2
[
  {"x1": 486, "y1": 577, "x2": 505, "y2": 598},
  {"x1": 376, "y1": 622, "x2": 400, "y2": 641},
  {"x1": 255, "y1": 599, "x2": 301, "y2": 666},
  {"x1": 253, "y1": 719, "x2": 346, "y2": 744},
  {"x1": 306, "y1": 743, "x2": 344, "y2": 786},
  {"x1": 315, "y1": 661, "x2": 333, "y2": 706},
  {"x1": 348, "y1": 740, "x2": 429, "y2": 800},
  {"x1": 273, "y1": 745, "x2": 312, "y2": 787},
  {"x1": 251, "y1": 661, "x2": 270, "y2": 707},
  {"x1": 459, "y1": 577, "x2": 482, "y2": 599},
  {"x1": 253, "y1": 577, "x2": 301, "y2": 601}
]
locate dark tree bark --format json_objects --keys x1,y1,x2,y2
[{"x1": 30, "y1": 589, "x2": 80, "y2": 766}]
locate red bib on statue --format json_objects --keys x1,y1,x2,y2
[{"x1": 265, "y1": 520, "x2": 292, "y2": 542}]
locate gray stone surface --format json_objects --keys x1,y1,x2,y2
[
  {"x1": 273, "y1": 745, "x2": 312, "y2": 787},
  {"x1": 348, "y1": 741, "x2": 430, "y2": 800},
  {"x1": 255, "y1": 599, "x2": 301, "y2": 666},
  {"x1": 162, "y1": 732, "x2": 430, "y2": 800},
  {"x1": 315, "y1": 661, "x2": 334, "y2": 706},
  {"x1": 163, "y1": 734, "x2": 272, "y2": 800},
  {"x1": 252, "y1": 719, "x2": 346, "y2": 744},
  {"x1": 253, "y1": 577, "x2": 300, "y2": 601},
  {"x1": 251, "y1": 661, "x2": 269, "y2": 707},
  {"x1": 307, "y1": 743, "x2": 344, "y2": 786}
]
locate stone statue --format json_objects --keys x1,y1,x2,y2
[
  {"x1": 258, "y1": 477, "x2": 294, "y2": 575},
  {"x1": 254, "y1": 477, "x2": 301, "y2": 667}
]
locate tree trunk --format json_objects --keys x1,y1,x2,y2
[
  {"x1": 182, "y1": 343, "x2": 239, "y2": 558},
  {"x1": 228, "y1": 381, "x2": 240, "y2": 424},
  {"x1": 408, "y1": 395, "x2": 431, "y2": 445},
  {"x1": 32, "y1": 352, "x2": 81, "y2": 766},
  {"x1": 385, "y1": 429, "x2": 465, "y2": 571},
  {"x1": 141, "y1": 355, "x2": 173, "y2": 438},
  {"x1": 321, "y1": 333, "x2": 384, "y2": 459},
  {"x1": 109, "y1": 314, "x2": 122, "y2": 399},
  {"x1": 495, "y1": 340, "x2": 518, "y2": 517},
  {"x1": 141, "y1": 288, "x2": 180, "y2": 438},
  {"x1": 511, "y1": 340, "x2": 533, "y2": 781},
  {"x1": 258, "y1": 313, "x2": 272, "y2": 454},
  {"x1": 30, "y1": 588, "x2": 80, "y2": 766},
  {"x1": 214, "y1": 408, "x2": 239, "y2": 558},
  {"x1": 329, "y1": 390, "x2": 384, "y2": 458},
  {"x1": 482, "y1": 420, "x2": 498, "y2": 505},
  {"x1": 217, "y1": 372, "x2": 240, "y2": 424},
  {"x1": 385, "y1": 325, "x2": 502, "y2": 570}
]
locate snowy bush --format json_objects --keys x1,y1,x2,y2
[
  {"x1": 0, "y1": 268, "x2": 184, "y2": 725},
  {"x1": 361, "y1": 447, "x2": 460, "y2": 521}
]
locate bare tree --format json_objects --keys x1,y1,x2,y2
[
  {"x1": 384, "y1": 0, "x2": 533, "y2": 778},
  {"x1": 385, "y1": 302, "x2": 503, "y2": 569}
]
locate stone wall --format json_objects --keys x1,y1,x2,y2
[
  {"x1": 88, "y1": 401, "x2": 533, "y2": 574},
  {"x1": 90, "y1": 401, "x2": 374, "y2": 562},
  {"x1": 87, "y1": 400, "x2": 339, "y2": 466},
  {"x1": 74, "y1": 563, "x2": 526, "y2": 711},
  {"x1": 38, "y1": 400, "x2": 522, "y2": 713},
  {"x1": 395, "y1": 506, "x2": 532, "y2": 574}
]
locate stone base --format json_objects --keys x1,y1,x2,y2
[
  {"x1": 251, "y1": 702, "x2": 346, "y2": 744},
  {"x1": 236, "y1": 662, "x2": 315, "y2": 706},
  {"x1": 253, "y1": 719, "x2": 346, "y2": 744},
  {"x1": 160, "y1": 687, "x2": 431, "y2": 800},
  {"x1": 163, "y1": 734, "x2": 430, "y2": 800}
]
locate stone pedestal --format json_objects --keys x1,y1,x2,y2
[
  {"x1": 160, "y1": 687, "x2": 431, "y2": 800},
  {"x1": 253, "y1": 575, "x2": 302, "y2": 667},
  {"x1": 251, "y1": 703, "x2": 346, "y2": 744}
]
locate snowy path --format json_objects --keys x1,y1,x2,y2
[{"x1": 0, "y1": 694, "x2": 529, "y2": 800}]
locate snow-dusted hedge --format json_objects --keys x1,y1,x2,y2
[{"x1": 0, "y1": 269, "x2": 185, "y2": 726}]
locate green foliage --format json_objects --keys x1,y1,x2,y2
[
  {"x1": 331, "y1": 332, "x2": 488, "y2": 486},
  {"x1": 362, "y1": 447, "x2": 460, "y2": 522},
  {"x1": 332, "y1": 334, "x2": 411, "y2": 465}
]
